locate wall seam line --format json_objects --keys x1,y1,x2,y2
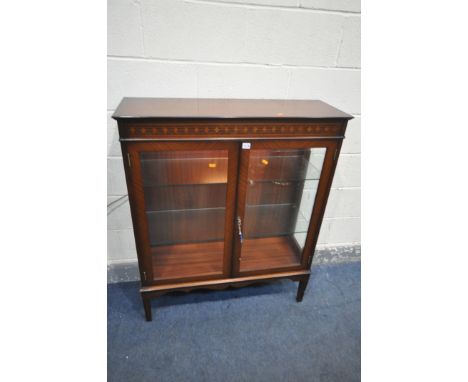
[
  {"x1": 334, "y1": 16, "x2": 346, "y2": 67},
  {"x1": 107, "y1": 55, "x2": 361, "y2": 71},
  {"x1": 137, "y1": 0, "x2": 146, "y2": 57},
  {"x1": 185, "y1": 0, "x2": 361, "y2": 16}
]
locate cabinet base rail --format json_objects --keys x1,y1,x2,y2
[{"x1": 140, "y1": 270, "x2": 311, "y2": 322}]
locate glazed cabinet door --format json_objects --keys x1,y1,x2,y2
[
  {"x1": 232, "y1": 140, "x2": 339, "y2": 276},
  {"x1": 123, "y1": 141, "x2": 239, "y2": 285}
]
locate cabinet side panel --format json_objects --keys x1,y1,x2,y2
[
  {"x1": 118, "y1": 139, "x2": 154, "y2": 284},
  {"x1": 302, "y1": 138, "x2": 345, "y2": 268}
]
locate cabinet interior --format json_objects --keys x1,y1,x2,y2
[{"x1": 139, "y1": 147, "x2": 325, "y2": 281}]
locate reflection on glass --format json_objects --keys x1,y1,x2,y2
[
  {"x1": 239, "y1": 148, "x2": 326, "y2": 272},
  {"x1": 140, "y1": 150, "x2": 228, "y2": 280}
]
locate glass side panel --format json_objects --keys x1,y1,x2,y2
[
  {"x1": 239, "y1": 148, "x2": 326, "y2": 273},
  {"x1": 140, "y1": 150, "x2": 228, "y2": 281}
]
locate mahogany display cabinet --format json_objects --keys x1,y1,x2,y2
[{"x1": 113, "y1": 98, "x2": 353, "y2": 321}]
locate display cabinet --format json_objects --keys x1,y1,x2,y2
[{"x1": 113, "y1": 98, "x2": 353, "y2": 321}]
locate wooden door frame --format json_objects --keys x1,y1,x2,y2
[
  {"x1": 231, "y1": 139, "x2": 341, "y2": 277},
  {"x1": 121, "y1": 140, "x2": 240, "y2": 286}
]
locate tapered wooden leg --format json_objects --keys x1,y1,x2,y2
[
  {"x1": 296, "y1": 275, "x2": 310, "y2": 302},
  {"x1": 142, "y1": 295, "x2": 152, "y2": 321}
]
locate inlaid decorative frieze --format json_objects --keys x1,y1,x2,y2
[{"x1": 123, "y1": 123, "x2": 343, "y2": 138}]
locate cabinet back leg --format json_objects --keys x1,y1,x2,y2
[
  {"x1": 296, "y1": 275, "x2": 310, "y2": 302},
  {"x1": 142, "y1": 295, "x2": 152, "y2": 321}
]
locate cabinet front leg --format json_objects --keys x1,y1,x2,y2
[
  {"x1": 296, "y1": 275, "x2": 310, "y2": 302},
  {"x1": 142, "y1": 294, "x2": 152, "y2": 321}
]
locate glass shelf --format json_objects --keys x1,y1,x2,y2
[
  {"x1": 247, "y1": 178, "x2": 319, "y2": 184},
  {"x1": 146, "y1": 206, "x2": 225, "y2": 214},
  {"x1": 144, "y1": 182, "x2": 227, "y2": 187}
]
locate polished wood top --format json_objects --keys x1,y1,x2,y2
[{"x1": 113, "y1": 98, "x2": 353, "y2": 120}]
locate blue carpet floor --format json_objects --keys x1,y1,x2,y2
[{"x1": 108, "y1": 262, "x2": 360, "y2": 382}]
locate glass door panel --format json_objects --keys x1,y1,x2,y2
[
  {"x1": 239, "y1": 147, "x2": 326, "y2": 273},
  {"x1": 139, "y1": 150, "x2": 229, "y2": 281}
]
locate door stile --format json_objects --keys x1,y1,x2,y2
[
  {"x1": 222, "y1": 142, "x2": 241, "y2": 278},
  {"x1": 121, "y1": 143, "x2": 154, "y2": 284},
  {"x1": 300, "y1": 140, "x2": 342, "y2": 269},
  {"x1": 231, "y1": 142, "x2": 251, "y2": 276}
]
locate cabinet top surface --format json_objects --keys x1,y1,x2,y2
[{"x1": 112, "y1": 98, "x2": 353, "y2": 120}]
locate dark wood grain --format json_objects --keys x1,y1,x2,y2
[
  {"x1": 140, "y1": 270, "x2": 311, "y2": 295},
  {"x1": 239, "y1": 236, "x2": 302, "y2": 272},
  {"x1": 146, "y1": 208, "x2": 225, "y2": 245},
  {"x1": 117, "y1": 119, "x2": 346, "y2": 140},
  {"x1": 243, "y1": 204, "x2": 296, "y2": 238},
  {"x1": 296, "y1": 274, "x2": 310, "y2": 302},
  {"x1": 116, "y1": 98, "x2": 351, "y2": 321},
  {"x1": 245, "y1": 181, "x2": 301, "y2": 206},
  {"x1": 247, "y1": 149, "x2": 309, "y2": 181},
  {"x1": 140, "y1": 150, "x2": 228, "y2": 185},
  {"x1": 120, "y1": 144, "x2": 154, "y2": 284},
  {"x1": 143, "y1": 184, "x2": 227, "y2": 211},
  {"x1": 152, "y1": 241, "x2": 224, "y2": 281},
  {"x1": 113, "y1": 98, "x2": 353, "y2": 120}
]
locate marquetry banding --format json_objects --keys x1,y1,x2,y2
[{"x1": 121, "y1": 123, "x2": 343, "y2": 138}]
